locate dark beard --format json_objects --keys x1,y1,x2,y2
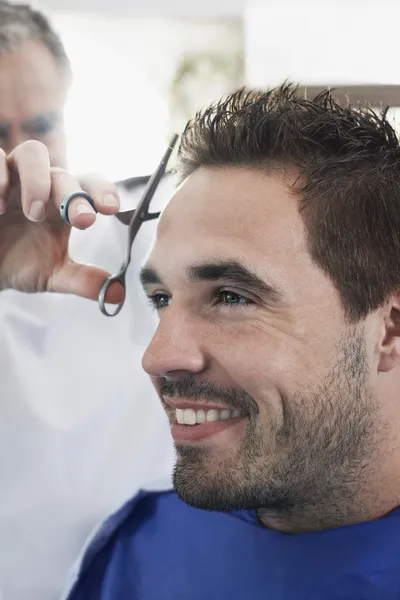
[{"x1": 170, "y1": 328, "x2": 380, "y2": 523}]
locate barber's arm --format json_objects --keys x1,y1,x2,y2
[{"x1": 0, "y1": 140, "x2": 123, "y2": 302}]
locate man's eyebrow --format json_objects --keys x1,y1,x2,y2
[
  {"x1": 21, "y1": 111, "x2": 61, "y2": 131},
  {"x1": 188, "y1": 260, "x2": 283, "y2": 301},
  {"x1": 140, "y1": 261, "x2": 284, "y2": 303},
  {"x1": 140, "y1": 266, "x2": 162, "y2": 288}
]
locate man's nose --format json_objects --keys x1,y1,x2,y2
[{"x1": 142, "y1": 306, "x2": 207, "y2": 379}]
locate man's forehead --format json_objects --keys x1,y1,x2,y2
[
  {"x1": 156, "y1": 166, "x2": 305, "y2": 250},
  {"x1": 146, "y1": 166, "x2": 309, "y2": 292},
  {"x1": 0, "y1": 40, "x2": 66, "y2": 122},
  {"x1": 145, "y1": 167, "x2": 343, "y2": 320}
]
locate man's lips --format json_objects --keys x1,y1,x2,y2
[
  {"x1": 170, "y1": 416, "x2": 246, "y2": 442},
  {"x1": 163, "y1": 397, "x2": 248, "y2": 442}
]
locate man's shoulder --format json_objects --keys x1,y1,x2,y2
[
  {"x1": 61, "y1": 482, "x2": 176, "y2": 600},
  {"x1": 62, "y1": 484, "x2": 259, "y2": 599}
]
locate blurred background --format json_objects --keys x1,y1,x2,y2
[{"x1": 24, "y1": 0, "x2": 400, "y2": 181}]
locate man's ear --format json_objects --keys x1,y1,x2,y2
[{"x1": 378, "y1": 301, "x2": 400, "y2": 372}]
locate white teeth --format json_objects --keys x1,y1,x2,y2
[
  {"x1": 184, "y1": 408, "x2": 196, "y2": 425},
  {"x1": 196, "y1": 409, "x2": 206, "y2": 424},
  {"x1": 206, "y1": 409, "x2": 220, "y2": 422},
  {"x1": 175, "y1": 407, "x2": 243, "y2": 426},
  {"x1": 176, "y1": 408, "x2": 185, "y2": 425},
  {"x1": 220, "y1": 410, "x2": 231, "y2": 421}
]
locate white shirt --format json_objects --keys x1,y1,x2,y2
[{"x1": 0, "y1": 177, "x2": 176, "y2": 600}]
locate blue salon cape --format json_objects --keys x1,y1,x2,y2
[{"x1": 65, "y1": 490, "x2": 400, "y2": 599}]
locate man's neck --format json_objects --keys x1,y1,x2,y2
[{"x1": 257, "y1": 477, "x2": 400, "y2": 533}]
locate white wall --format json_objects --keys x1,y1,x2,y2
[
  {"x1": 245, "y1": 1, "x2": 400, "y2": 87},
  {"x1": 48, "y1": 12, "x2": 241, "y2": 180},
  {"x1": 35, "y1": 0, "x2": 245, "y2": 17}
]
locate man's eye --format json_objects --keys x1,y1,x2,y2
[
  {"x1": 147, "y1": 294, "x2": 171, "y2": 310},
  {"x1": 0, "y1": 124, "x2": 9, "y2": 139},
  {"x1": 23, "y1": 113, "x2": 59, "y2": 137},
  {"x1": 27, "y1": 121, "x2": 55, "y2": 136},
  {"x1": 219, "y1": 291, "x2": 252, "y2": 306}
]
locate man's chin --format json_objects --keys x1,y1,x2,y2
[
  {"x1": 173, "y1": 459, "x2": 248, "y2": 512},
  {"x1": 173, "y1": 476, "x2": 230, "y2": 511}
]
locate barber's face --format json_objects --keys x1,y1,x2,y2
[
  {"x1": 0, "y1": 40, "x2": 68, "y2": 166},
  {"x1": 142, "y1": 167, "x2": 381, "y2": 514}
]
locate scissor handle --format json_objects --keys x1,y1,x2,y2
[{"x1": 98, "y1": 272, "x2": 127, "y2": 317}]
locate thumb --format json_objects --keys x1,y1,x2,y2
[{"x1": 48, "y1": 260, "x2": 125, "y2": 304}]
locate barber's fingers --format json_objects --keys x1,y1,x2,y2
[
  {"x1": 50, "y1": 169, "x2": 96, "y2": 230},
  {"x1": 5, "y1": 141, "x2": 120, "y2": 228},
  {"x1": 0, "y1": 149, "x2": 8, "y2": 214},
  {"x1": 77, "y1": 173, "x2": 120, "y2": 214},
  {"x1": 7, "y1": 141, "x2": 51, "y2": 221},
  {"x1": 48, "y1": 259, "x2": 124, "y2": 303},
  {"x1": 50, "y1": 169, "x2": 120, "y2": 231}
]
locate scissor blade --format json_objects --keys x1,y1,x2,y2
[
  {"x1": 115, "y1": 209, "x2": 135, "y2": 226},
  {"x1": 115, "y1": 210, "x2": 161, "y2": 226},
  {"x1": 144, "y1": 211, "x2": 161, "y2": 221},
  {"x1": 132, "y1": 134, "x2": 179, "y2": 220},
  {"x1": 127, "y1": 135, "x2": 178, "y2": 246}
]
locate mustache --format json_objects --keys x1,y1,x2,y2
[{"x1": 161, "y1": 377, "x2": 259, "y2": 417}]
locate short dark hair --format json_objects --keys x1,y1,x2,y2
[
  {"x1": 178, "y1": 84, "x2": 400, "y2": 322},
  {"x1": 0, "y1": 1, "x2": 71, "y2": 78}
]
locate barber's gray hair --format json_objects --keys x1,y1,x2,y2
[{"x1": 0, "y1": 1, "x2": 71, "y2": 77}]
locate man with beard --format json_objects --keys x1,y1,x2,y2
[{"x1": 2, "y1": 84, "x2": 400, "y2": 599}]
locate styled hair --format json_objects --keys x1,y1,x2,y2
[
  {"x1": 178, "y1": 84, "x2": 400, "y2": 322},
  {"x1": 0, "y1": 1, "x2": 71, "y2": 78}
]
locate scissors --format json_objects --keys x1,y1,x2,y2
[{"x1": 98, "y1": 134, "x2": 179, "y2": 316}]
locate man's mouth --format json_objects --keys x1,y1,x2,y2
[
  {"x1": 175, "y1": 407, "x2": 242, "y2": 425},
  {"x1": 167, "y1": 404, "x2": 247, "y2": 443}
]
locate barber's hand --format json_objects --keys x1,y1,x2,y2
[{"x1": 0, "y1": 141, "x2": 123, "y2": 302}]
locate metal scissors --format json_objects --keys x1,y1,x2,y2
[{"x1": 98, "y1": 134, "x2": 179, "y2": 316}]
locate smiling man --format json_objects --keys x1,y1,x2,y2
[
  {"x1": 2, "y1": 84, "x2": 400, "y2": 599},
  {"x1": 61, "y1": 86, "x2": 400, "y2": 599},
  {"x1": 138, "y1": 157, "x2": 396, "y2": 533}
]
